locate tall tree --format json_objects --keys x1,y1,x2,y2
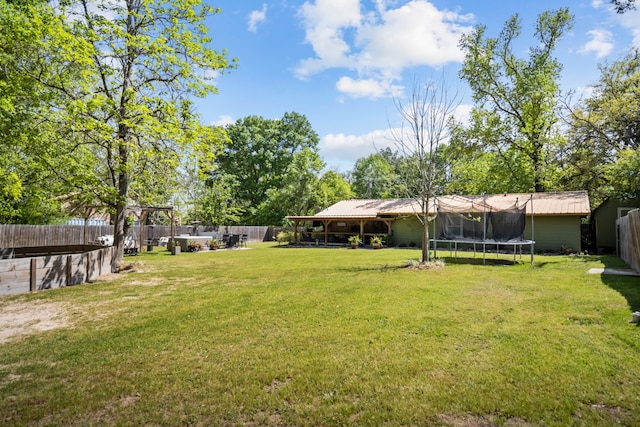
[
  {"x1": 390, "y1": 76, "x2": 461, "y2": 264},
  {"x1": 218, "y1": 112, "x2": 321, "y2": 224},
  {"x1": 564, "y1": 48, "x2": 640, "y2": 202},
  {"x1": 318, "y1": 170, "x2": 353, "y2": 208},
  {"x1": 458, "y1": 9, "x2": 574, "y2": 192},
  {"x1": 188, "y1": 172, "x2": 244, "y2": 226},
  {"x1": 5, "y1": 0, "x2": 235, "y2": 268},
  {"x1": 0, "y1": 0, "x2": 79, "y2": 223},
  {"x1": 350, "y1": 149, "x2": 403, "y2": 199},
  {"x1": 254, "y1": 147, "x2": 324, "y2": 225}
]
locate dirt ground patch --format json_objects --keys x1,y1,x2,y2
[{"x1": 0, "y1": 300, "x2": 69, "y2": 344}]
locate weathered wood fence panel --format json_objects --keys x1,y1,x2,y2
[
  {"x1": 0, "y1": 258, "x2": 31, "y2": 295},
  {"x1": 0, "y1": 225, "x2": 113, "y2": 248},
  {"x1": 617, "y1": 209, "x2": 640, "y2": 273},
  {"x1": 1, "y1": 225, "x2": 274, "y2": 249},
  {"x1": 198, "y1": 225, "x2": 275, "y2": 242},
  {"x1": 0, "y1": 247, "x2": 114, "y2": 296}
]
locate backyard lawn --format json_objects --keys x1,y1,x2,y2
[{"x1": 1, "y1": 243, "x2": 639, "y2": 426}]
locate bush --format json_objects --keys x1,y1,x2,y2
[{"x1": 276, "y1": 231, "x2": 296, "y2": 245}]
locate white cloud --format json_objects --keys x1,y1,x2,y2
[
  {"x1": 579, "y1": 29, "x2": 615, "y2": 58},
  {"x1": 296, "y1": 0, "x2": 474, "y2": 99},
  {"x1": 453, "y1": 103, "x2": 473, "y2": 125},
  {"x1": 248, "y1": 4, "x2": 268, "y2": 33},
  {"x1": 320, "y1": 129, "x2": 397, "y2": 170},
  {"x1": 616, "y1": 8, "x2": 640, "y2": 47},
  {"x1": 355, "y1": 1, "x2": 471, "y2": 72},
  {"x1": 320, "y1": 102, "x2": 473, "y2": 170},
  {"x1": 296, "y1": 0, "x2": 362, "y2": 77},
  {"x1": 210, "y1": 115, "x2": 235, "y2": 127},
  {"x1": 591, "y1": 0, "x2": 604, "y2": 8},
  {"x1": 336, "y1": 76, "x2": 403, "y2": 98}
]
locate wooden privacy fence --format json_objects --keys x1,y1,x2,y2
[
  {"x1": 617, "y1": 209, "x2": 640, "y2": 273},
  {"x1": 0, "y1": 225, "x2": 113, "y2": 247},
  {"x1": 0, "y1": 225, "x2": 276, "y2": 249},
  {"x1": 0, "y1": 246, "x2": 114, "y2": 296}
]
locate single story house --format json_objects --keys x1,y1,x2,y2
[{"x1": 287, "y1": 191, "x2": 591, "y2": 253}]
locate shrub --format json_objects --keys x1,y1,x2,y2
[{"x1": 276, "y1": 231, "x2": 296, "y2": 245}]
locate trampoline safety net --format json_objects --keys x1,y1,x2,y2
[{"x1": 437, "y1": 196, "x2": 527, "y2": 242}]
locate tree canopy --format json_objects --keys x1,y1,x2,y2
[
  {"x1": 217, "y1": 112, "x2": 322, "y2": 225},
  {"x1": 1, "y1": 0, "x2": 235, "y2": 266},
  {"x1": 457, "y1": 8, "x2": 574, "y2": 193},
  {"x1": 350, "y1": 149, "x2": 403, "y2": 199},
  {"x1": 564, "y1": 48, "x2": 640, "y2": 203}
]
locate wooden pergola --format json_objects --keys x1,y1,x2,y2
[{"x1": 127, "y1": 206, "x2": 176, "y2": 251}]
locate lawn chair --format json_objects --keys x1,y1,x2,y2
[
  {"x1": 124, "y1": 235, "x2": 138, "y2": 255},
  {"x1": 240, "y1": 234, "x2": 248, "y2": 247},
  {"x1": 226, "y1": 234, "x2": 239, "y2": 248}
]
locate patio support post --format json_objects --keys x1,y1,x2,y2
[
  {"x1": 530, "y1": 194, "x2": 534, "y2": 265},
  {"x1": 323, "y1": 220, "x2": 331, "y2": 246},
  {"x1": 432, "y1": 215, "x2": 437, "y2": 258},
  {"x1": 483, "y1": 192, "x2": 487, "y2": 265},
  {"x1": 139, "y1": 210, "x2": 147, "y2": 252},
  {"x1": 359, "y1": 220, "x2": 364, "y2": 242},
  {"x1": 293, "y1": 220, "x2": 300, "y2": 243},
  {"x1": 170, "y1": 210, "x2": 175, "y2": 242}
]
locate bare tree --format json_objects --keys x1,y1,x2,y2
[{"x1": 390, "y1": 76, "x2": 461, "y2": 263}]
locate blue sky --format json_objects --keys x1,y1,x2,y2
[{"x1": 197, "y1": 0, "x2": 640, "y2": 172}]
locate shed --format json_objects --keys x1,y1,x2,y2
[{"x1": 591, "y1": 197, "x2": 640, "y2": 253}]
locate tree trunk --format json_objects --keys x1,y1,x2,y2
[
  {"x1": 112, "y1": 200, "x2": 126, "y2": 272},
  {"x1": 421, "y1": 211, "x2": 430, "y2": 263},
  {"x1": 111, "y1": 132, "x2": 130, "y2": 271}
]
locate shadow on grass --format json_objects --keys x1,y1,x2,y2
[
  {"x1": 336, "y1": 264, "x2": 407, "y2": 273},
  {"x1": 436, "y1": 256, "x2": 521, "y2": 266},
  {"x1": 598, "y1": 255, "x2": 640, "y2": 313}
]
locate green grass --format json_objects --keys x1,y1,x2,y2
[{"x1": 1, "y1": 243, "x2": 640, "y2": 426}]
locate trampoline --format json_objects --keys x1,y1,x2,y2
[{"x1": 430, "y1": 194, "x2": 535, "y2": 264}]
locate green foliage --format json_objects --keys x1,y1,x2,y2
[
  {"x1": 188, "y1": 172, "x2": 244, "y2": 226},
  {"x1": 351, "y1": 149, "x2": 403, "y2": 198},
  {"x1": 217, "y1": 112, "x2": 323, "y2": 225},
  {"x1": 318, "y1": 170, "x2": 353, "y2": 207},
  {"x1": 564, "y1": 48, "x2": 640, "y2": 203},
  {"x1": 458, "y1": 9, "x2": 574, "y2": 192},
  {"x1": 605, "y1": 148, "x2": 640, "y2": 200},
  {"x1": 276, "y1": 230, "x2": 296, "y2": 244},
  {"x1": 347, "y1": 234, "x2": 362, "y2": 244},
  {"x1": 370, "y1": 235, "x2": 384, "y2": 245},
  {"x1": 0, "y1": 1, "x2": 84, "y2": 223},
  {"x1": 0, "y1": 0, "x2": 235, "y2": 264},
  {"x1": 254, "y1": 147, "x2": 324, "y2": 225}
]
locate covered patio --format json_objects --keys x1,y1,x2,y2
[
  {"x1": 287, "y1": 199, "x2": 421, "y2": 246},
  {"x1": 286, "y1": 216, "x2": 394, "y2": 245}
]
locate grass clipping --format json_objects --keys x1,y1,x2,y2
[{"x1": 404, "y1": 258, "x2": 445, "y2": 270}]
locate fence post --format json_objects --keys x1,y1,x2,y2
[
  {"x1": 66, "y1": 255, "x2": 72, "y2": 287},
  {"x1": 30, "y1": 258, "x2": 36, "y2": 292}
]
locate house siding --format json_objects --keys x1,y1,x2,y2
[
  {"x1": 390, "y1": 214, "x2": 581, "y2": 252},
  {"x1": 392, "y1": 216, "x2": 424, "y2": 247},
  {"x1": 524, "y1": 216, "x2": 581, "y2": 253},
  {"x1": 593, "y1": 198, "x2": 640, "y2": 252}
]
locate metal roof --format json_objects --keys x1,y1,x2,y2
[{"x1": 289, "y1": 191, "x2": 590, "y2": 220}]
